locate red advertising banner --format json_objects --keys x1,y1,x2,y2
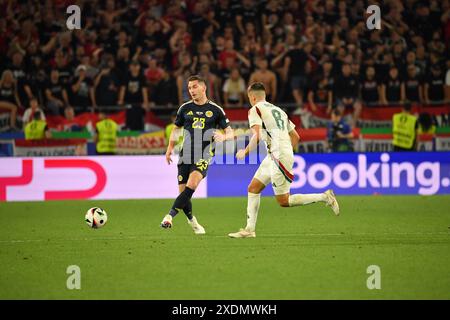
[{"x1": 14, "y1": 139, "x2": 87, "y2": 156}]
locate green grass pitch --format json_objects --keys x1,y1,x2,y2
[{"x1": 0, "y1": 195, "x2": 449, "y2": 299}]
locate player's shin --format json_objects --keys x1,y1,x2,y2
[
  {"x1": 169, "y1": 187, "x2": 195, "y2": 217},
  {"x1": 245, "y1": 192, "x2": 261, "y2": 232},
  {"x1": 182, "y1": 200, "x2": 193, "y2": 220},
  {"x1": 288, "y1": 193, "x2": 326, "y2": 206}
]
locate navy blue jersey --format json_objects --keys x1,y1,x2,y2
[{"x1": 175, "y1": 100, "x2": 230, "y2": 164}]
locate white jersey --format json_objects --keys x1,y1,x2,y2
[{"x1": 248, "y1": 101, "x2": 295, "y2": 159}]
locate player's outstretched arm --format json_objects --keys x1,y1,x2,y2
[
  {"x1": 236, "y1": 125, "x2": 261, "y2": 159},
  {"x1": 213, "y1": 126, "x2": 234, "y2": 142},
  {"x1": 166, "y1": 125, "x2": 181, "y2": 164}
]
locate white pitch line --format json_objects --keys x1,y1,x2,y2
[{"x1": 0, "y1": 232, "x2": 448, "y2": 244}]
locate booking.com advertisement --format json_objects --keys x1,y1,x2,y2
[
  {"x1": 0, "y1": 152, "x2": 449, "y2": 201},
  {"x1": 209, "y1": 152, "x2": 450, "y2": 196}
]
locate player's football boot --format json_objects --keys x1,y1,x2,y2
[
  {"x1": 325, "y1": 189, "x2": 340, "y2": 216},
  {"x1": 228, "y1": 228, "x2": 256, "y2": 238},
  {"x1": 161, "y1": 214, "x2": 173, "y2": 228},
  {"x1": 188, "y1": 216, "x2": 206, "y2": 235}
]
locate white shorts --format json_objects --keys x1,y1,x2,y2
[{"x1": 253, "y1": 154, "x2": 294, "y2": 195}]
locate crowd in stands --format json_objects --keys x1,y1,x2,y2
[{"x1": 0, "y1": 0, "x2": 449, "y2": 132}]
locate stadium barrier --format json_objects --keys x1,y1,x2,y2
[{"x1": 0, "y1": 152, "x2": 449, "y2": 201}]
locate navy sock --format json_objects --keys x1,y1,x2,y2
[
  {"x1": 171, "y1": 187, "x2": 195, "y2": 216},
  {"x1": 169, "y1": 208, "x2": 178, "y2": 218},
  {"x1": 183, "y1": 200, "x2": 193, "y2": 220}
]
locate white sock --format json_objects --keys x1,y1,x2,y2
[
  {"x1": 245, "y1": 192, "x2": 260, "y2": 232},
  {"x1": 288, "y1": 193, "x2": 326, "y2": 207}
]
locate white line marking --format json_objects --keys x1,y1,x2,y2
[{"x1": 0, "y1": 232, "x2": 447, "y2": 244}]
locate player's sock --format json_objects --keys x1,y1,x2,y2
[
  {"x1": 169, "y1": 208, "x2": 178, "y2": 218},
  {"x1": 183, "y1": 200, "x2": 193, "y2": 220},
  {"x1": 288, "y1": 193, "x2": 326, "y2": 207},
  {"x1": 171, "y1": 187, "x2": 195, "y2": 215},
  {"x1": 245, "y1": 192, "x2": 260, "y2": 232}
]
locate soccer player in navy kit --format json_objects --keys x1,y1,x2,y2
[{"x1": 162, "y1": 75, "x2": 234, "y2": 234}]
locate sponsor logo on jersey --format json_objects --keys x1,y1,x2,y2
[
  {"x1": 205, "y1": 111, "x2": 213, "y2": 118},
  {"x1": 196, "y1": 111, "x2": 204, "y2": 115},
  {"x1": 187, "y1": 111, "x2": 193, "y2": 116}
]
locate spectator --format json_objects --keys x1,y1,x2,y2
[
  {"x1": 235, "y1": 0, "x2": 259, "y2": 35},
  {"x1": 8, "y1": 51, "x2": 33, "y2": 107},
  {"x1": 45, "y1": 69, "x2": 70, "y2": 115},
  {"x1": 218, "y1": 39, "x2": 237, "y2": 71},
  {"x1": 199, "y1": 63, "x2": 221, "y2": 104},
  {"x1": 249, "y1": 58, "x2": 277, "y2": 102},
  {"x1": 115, "y1": 46, "x2": 132, "y2": 77},
  {"x1": 404, "y1": 64, "x2": 423, "y2": 104},
  {"x1": 70, "y1": 65, "x2": 95, "y2": 113},
  {"x1": 307, "y1": 74, "x2": 333, "y2": 113},
  {"x1": 333, "y1": 64, "x2": 362, "y2": 127},
  {"x1": 176, "y1": 68, "x2": 192, "y2": 105},
  {"x1": 222, "y1": 68, "x2": 246, "y2": 108},
  {"x1": 446, "y1": 59, "x2": 450, "y2": 101},
  {"x1": 219, "y1": 37, "x2": 251, "y2": 73},
  {"x1": 144, "y1": 58, "x2": 164, "y2": 87},
  {"x1": 194, "y1": 40, "x2": 217, "y2": 71},
  {"x1": 98, "y1": 0, "x2": 128, "y2": 28},
  {"x1": 0, "y1": 70, "x2": 19, "y2": 130},
  {"x1": 24, "y1": 111, "x2": 51, "y2": 140},
  {"x1": 392, "y1": 103, "x2": 418, "y2": 152},
  {"x1": 283, "y1": 42, "x2": 313, "y2": 112},
  {"x1": 215, "y1": 0, "x2": 232, "y2": 32},
  {"x1": 360, "y1": 66, "x2": 382, "y2": 106},
  {"x1": 327, "y1": 109, "x2": 353, "y2": 152},
  {"x1": 62, "y1": 106, "x2": 84, "y2": 132},
  {"x1": 418, "y1": 112, "x2": 436, "y2": 135},
  {"x1": 118, "y1": 60, "x2": 149, "y2": 130},
  {"x1": 404, "y1": 51, "x2": 421, "y2": 76},
  {"x1": 93, "y1": 56, "x2": 121, "y2": 109},
  {"x1": 136, "y1": 17, "x2": 171, "y2": 54},
  {"x1": 188, "y1": 2, "x2": 209, "y2": 43},
  {"x1": 152, "y1": 69, "x2": 178, "y2": 107},
  {"x1": 381, "y1": 66, "x2": 404, "y2": 105},
  {"x1": 51, "y1": 48, "x2": 72, "y2": 86},
  {"x1": 26, "y1": 50, "x2": 47, "y2": 105},
  {"x1": 424, "y1": 64, "x2": 447, "y2": 104},
  {"x1": 22, "y1": 97, "x2": 45, "y2": 125}
]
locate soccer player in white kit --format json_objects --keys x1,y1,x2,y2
[{"x1": 228, "y1": 82, "x2": 339, "y2": 238}]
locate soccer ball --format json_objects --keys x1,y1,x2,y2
[{"x1": 85, "y1": 207, "x2": 108, "y2": 229}]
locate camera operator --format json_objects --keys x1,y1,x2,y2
[{"x1": 327, "y1": 109, "x2": 354, "y2": 152}]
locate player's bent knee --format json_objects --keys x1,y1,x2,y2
[
  {"x1": 276, "y1": 195, "x2": 290, "y2": 207},
  {"x1": 278, "y1": 200, "x2": 290, "y2": 207},
  {"x1": 247, "y1": 179, "x2": 265, "y2": 194},
  {"x1": 186, "y1": 182, "x2": 199, "y2": 190},
  {"x1": 186, "y1": 172, "x2": 203, "y2": 190}
]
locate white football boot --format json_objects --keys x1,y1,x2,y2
[
  {"x1": 325, "y1": 189, "x2": 340, "y2": 216},
  {"x1": 161, "y1": 214, "x2": 173, "y2": 228},
  {"x1": 188, "y1": 216, "x2": 205, "y2": 235},
  {"x1": 228, "y1": 228, "x2": 256, "y2": 238}
]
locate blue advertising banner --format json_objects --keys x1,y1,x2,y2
[{"x1": 207, "y1": 152, "x2": 450, "y2": 196}]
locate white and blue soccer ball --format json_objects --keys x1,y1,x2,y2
[{"x1": 85, "y1": 207, "x2": 108, "y2": 229}]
